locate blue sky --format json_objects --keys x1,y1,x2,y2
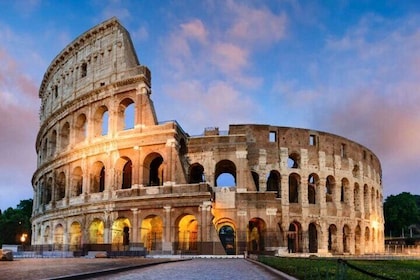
[{"x1": 1, "y1": 0, "x2": 420, "y2": 210}]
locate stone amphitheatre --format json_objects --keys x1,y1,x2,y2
[{"x1": 31, "y1": 17, "x2": 384, "y2": 256}]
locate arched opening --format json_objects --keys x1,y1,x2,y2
[
  {"x1": 364, "y1": 184, "x2": 370, "y2": 213},
  {"x1": 355, "y1": 225, "x2": 361, "y2": 255},
  {"x1": 341, "y1": 178, "x2": 350, "y2": 204},
  {"x1": 53, "y1": 224, "x2": 64, "y2": 251},
  {"x1": 91, "y1": 162, "x2": 105, "y2": 193},
  {"x1": 287, "y1": 152, "x2": 300, "y2": 168},
  {"x1": 75, "y1": 114, "x2": 87, "y2": 143},
  {"x1": 44, "y1": 226, "x2": 50, "y2": 245},
  {"x1": 251, "y1": 171, "x2": 259, "y2": 191},
  {"x1": 354, "y1": 183, "x2": 361, "y2": 211},
  {"x1": 288, "y1": 173, "x2": 300, "y2": 203},
  {"x1": 325, "y1": 175, "x2": 335, "y2": 203},
  {"x1": 215, "y1": 160, "x2": 236, "y2": 187},
  {"x1": 308, "y1": 223, "x2": 318, "y2": 253},
  {"x1": 267, "y1": 170, "x2": 281, "y2": 197},
  {"x1": 189, "y1": 163, "x2": 205, "y2": 184},
  {"x1": 55, "y1": 172, "x2": 66, "y2": 201},
  {"x1": 177, "y1": 214, "x2": 198, "y2": 252},
  {"x1": 117, "y1": 98, "x2": 135, "y2": 130},
  {"x1": 45, "y1": 177, "x2": 52, "y2": 204},
  {"x1": 60, "y1": 122, "x2": 70, "y2": 149},
  {"x1": 365, "y1": 227, "x2": 370, "y2": 254},
  {"x1": 328, "y1": 224, "x2": 338, "y2": 253},
  {"x1": 71, "y1": 167, "x2": 83, "y2": 197},
  {"x1": 89, "y1": 219, "x2": 104, "y2": 244},
  {"x1": 122, "y1": 159, "x2": 132, "y2": 189},
  {"x1": 149, "y1": 156, "x2": 163, "y2": 186},
  {"x1": 50, "y1": 130, "x2": 57, "y2": 156},
  {"x1": 69, "y1": 222, "x2": 82, "y2": 251},
  {"x1": 287, "y1": 222, "x2": 302, "y2": 253},
  {"x1": 141, "y1": 215, "x2": 163, "y2": 251},
  {"x1": 219, "y1": 225, "x2": 236, "y2": 255},
  {"x1": 248, "y1": 218, "x2": 266, "y2": 253},
  {"x1": 111, "y1": 218, "x2": 131, "y2": 250},
  {"x1": 343, "y1": 224, "x2": 351, "y2": 253},
  {"x1": 93, "y1": 106, "x2": 109, "y2": 136},
  {"x1": 308, "y1": 173, "x2": 319, "y2": 204}
]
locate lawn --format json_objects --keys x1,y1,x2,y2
[{"x1": 258, "y1": 256, "x2": 420, "y2": 280}]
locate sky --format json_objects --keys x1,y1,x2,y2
[{"x1": 1, "y1": 0, "x2": 420, "y2": 211}]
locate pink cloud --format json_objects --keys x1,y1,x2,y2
[
  {"x1": 180, "y1": 19, "x2": 207, "y2": 43},
  {"x1": 211, "y1": 42, "x2": 249, "y2": 75}
]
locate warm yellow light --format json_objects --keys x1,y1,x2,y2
[
  {"x1": 20, "y1": 234, "x2": 27, "y2": 243},
  {"x1": 371, "y1": 220, "x2": 378, "y2": 229}
]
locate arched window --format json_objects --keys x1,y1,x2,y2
[
  {"x1": 75, "y1": 114, "x2": 87, "y2": 143},
  {"x1": 55, "y1": 172, "x2": 66, "y2": 201},
  {"x1": 93, "y1": 106, "x2": 109, "y2": 137},
  {"x1": 325, "y1": 175, "x2": 335, "y2": 203},
  {"x1": 61, "y1": 122, "x2": 70, "y2": 149},
  {"x1": 91, "y1": 162, "x2": 106, "y2": 193},
  {"x1": 117, "y1": 98, "x2": 135, "y2": 131},
  {"x1": 288, "y1": 173, "x2": 300, "y2": 203},
  {"x1": 215, "y1": 160, "x2": 236, "y2": 187},
  {"x1": 308, "y1": 174, "x2": 318, "y2": 204},
  {"x1": 50, "y1": 130, "x2": 57, "y2": 156},
  {"x1": 122, "y1": 160, "x2": 132, "y2": 189},
  {"x1": 143, "y1": 153, "x2": 164, "y2": 186},
  {"x1": 72, "y1": 167, "x2": 83, "y2": 197},
  {"x1": 267, "y1": 170, "x2": 281, "y2": 197},
  {"x1": 189, "y1": 163, "x2": 205, "y2": 184},
  {"x1": 288, "y1": 152, "x2": 300, "y2": 168}
]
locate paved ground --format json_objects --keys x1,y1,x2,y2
[
  {"x1": 0, "y1": 257, "x2": 294, "y2": 280},
  {"x1": 0, "y1": 257, "x2": 177, "y2": 280}
]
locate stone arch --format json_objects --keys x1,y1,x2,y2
[
  {"x1": 355, "y1": 225, "x2": 362, "y2": 255},
  {"x1": 176, "y1": 214, "x2": 198, "y2": 251},
  {"x1": 325, "y1": 175, "x2": 336, "y2": 203},
  {"x1": 45, "y1": 177, "x2": 52, "y2": 204},
  {"x1": 53, "y1": 224, "x2": 64, "y2": 250},
  {"x1": 143, "y1": 152, "x2": 164, "y2": 186},
  {"x1": 267, "y1": 170, "x2": 281, "y2": 197},
  {"x1": 287, "y1": 221, "x2": 302, "y2": 253},
  {"x1": 308, "y1": 173, "x2": 319, "y2": 204},
  {"x1": 371, "y1": 186, "x2": 376, "y2": 213},
  {"x1": 214, "y1": 218, "x2": 237, "y2": 255},
  {"x1": 341, "y1": 178, "x2": 350, "y2": 204},
  {"x1": 116, "y1": 157, "x2": 132, "y2": 189},
  {"x1": 71, "y1": 166, "x2": 83, "y2": 197},
  {"x1": 111, "y1": 217, "x2": 131, "y2": 249},
  {"x1": 365, "y1": 226, "x2": 370, "y2": 253},
  {"x1": 248, "y1": 218, "x2": 266, "y2": 253},
  {"x1": 50, "y1": 130, "x2": 57, "y2": 156},
  {"x1": 189, "y1": 163, "x2": 205, "y2": 184},
  {"x1": 117, "y1": 98, "x2": 135, "y2": 130},
  {"x1": 93, "y1": 105, "x2": 109, "y2": 137},
  {"x1": 328, "y1": 224, "x2": 338, "y2": 253},
  {"x1": 141, "y1": 215, "x2": 163, "y2": 251},
  {"x1": 89, "y1": 218, "x2": 105, "y2": 244},
  {"x1": 288, "y1": 152, "x2": 300, "y2": 168},
  {"x1": 69, "y1": 221, "x2": 82, "y2": 251},
  {"x1": 354, "y1": 183, "x2": 361, "y2": 212},
  {"x1": 91, "y1": 161, "x2": 105, "y2": 193},
  {"x1": 55, "y1": 171, "x2": 66, "y2": 201},
  {"x1": 308, "y1": 222, "x2": 318, "y2": 253},
  {"x1": 215, "y1": 159, "x2": 236, "y2": 187},
  {"x1": 363, "y1": 184, "x2": 370, "y2": 213},
  {"x1": 288, "y1": 173, "x2": 300, "y2": 203},
  {"x1": 343, "y1": 224, "x2": 351, "y2": 253},
  {"x1": 60, "y1": 122, "x2": 70, "y2": 149},
  {"x1": 75, "y1": 113, "x2": 87, "y2": 143},
  {"x1": 44, "y1": 225, "x2": 51, "y2": 245}
]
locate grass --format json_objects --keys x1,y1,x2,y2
[{"x1": 258, "y1": 256, "x2": 420, "y2": 280}]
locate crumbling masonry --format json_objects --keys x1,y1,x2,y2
[{"x1": 31, "y1": 18, "x2": 384, "y2": 256}]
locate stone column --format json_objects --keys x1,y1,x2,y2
[
  {"x1": 162, "y1": 206, "x2": 173, "y2": 253},
  {"x1": 131, "y1": 208, "x2": 139, "y2": 244}
]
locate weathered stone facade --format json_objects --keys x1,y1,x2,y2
[{"x1": 31, "y1": 17, "x2": 384, "y2": 256}]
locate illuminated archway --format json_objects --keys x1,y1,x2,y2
[
  {"x1": 248, "y1": 218, "x2": 266, "y2": 252},
  {"x1": 69, "y1": 221, "x2": 82, "y2": 251},
  {"x1": 54, "y1": 224, "x2": 64, "y2": 250},
  {"x1": 89, "y1": 219, "x2": 104, "y2": 244},
  {"x1": 141, "y1": 215, "x2": 163, "y2": 251},
  {"x1": 177, "y1": 214, "x2": 198, "y2": 251},
  {"x1": 112, "y1": 218, "x2": 131, "y2": 250}
]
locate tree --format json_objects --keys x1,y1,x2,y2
[
  {"x1": 0, "y1": 199, "x2": 33, "y2": 247},
  {"x1": 384, "y1": 192, "x2": 420, "y2": 237}
]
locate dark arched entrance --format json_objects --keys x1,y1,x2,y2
[
  {"x1": 219, "y1": 225, "x2": 235, "y2": 255},
  {"x1": 308, "y1": 223, "x2": 318, "y2": 253}
]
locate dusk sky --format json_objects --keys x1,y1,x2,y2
[{"x1": 1, "y1": 0, "x2": 420, "y2": 211}]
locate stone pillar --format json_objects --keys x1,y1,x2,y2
[
  {"x1": 162, "y1": 206, "x2": 172, "y2": 253},
  {"x1": 131, "y1": 208, "x2": 139, "y2": 244}
]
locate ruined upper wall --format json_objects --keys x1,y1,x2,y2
[{"x1": 38, "y1": 17, "x2": 149, "y2": 123}]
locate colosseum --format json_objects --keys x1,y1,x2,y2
[{"x1": 31, "y1": 17, "x2": 384, "y2": 256}]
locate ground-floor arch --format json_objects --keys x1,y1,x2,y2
[
  {"x1": 54, "y1": 224, "x2": 64, "y2": 250},
  {"x1": 177, "y1": 214, "x2": 198, "y2": 251},
  {"x1": 248, "y1": 218, "x2": 266, "y2": 253},
  {"x1": 308, "y1": 222, "x2": 318, "y2": 253},
  {"x1": 89, "y1": 218, "x2": 105, "y2": 244},
  {"x1": 141, "y1": 215, "x2": 163, "y2": 251},
  {"x1": 287, "y1": 221, "x2": 302, "y2": 253},
  {"x1": 69, "y1": 221, "x2": 82, "y2": 251},
  {"x1": 111, "y1": 217, "x2": 131, "y2": 250}
]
